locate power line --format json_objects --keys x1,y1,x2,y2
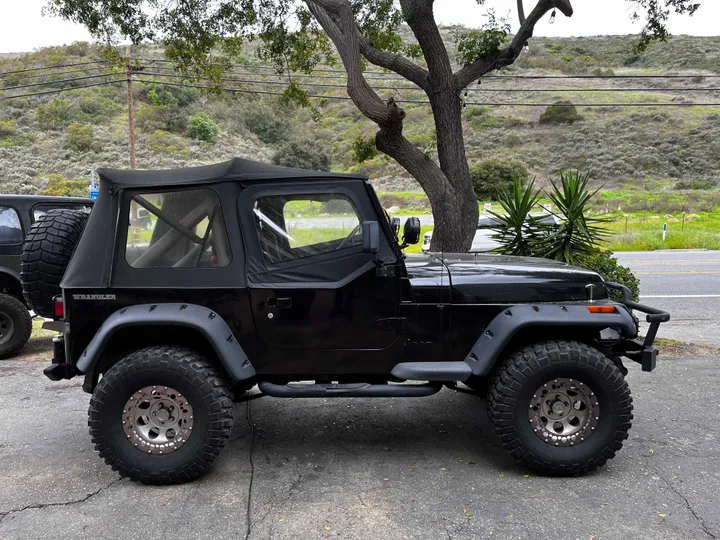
[
  {"x1": 0, "y1": 60, "x2": 106, "y2": 77},
  {"x1": 0, "y1": 72, "x2": 123, "y2": 92},
  {"x1": 139, "y1": 69, "x2": 720, "y2": 94},
  {"x1": 133, "y1": 78, "x2": 720, "y2": 107},
  {"x1": 1, "y1": 66, "x2": 117, "y2": 84},
  {"x1": 137, "y1": 57, "x2": 720, "y2": 80},
  {"x1": 0, "y1": 79, "x2": 124, "y2": 102}
]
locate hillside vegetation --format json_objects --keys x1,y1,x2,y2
[{"x1": 0, "y1": 34, "x2": 719, "y2": 198}]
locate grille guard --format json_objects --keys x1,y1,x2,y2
[{"x1": 606, "y1": 282, "x2": 671, "y2": 372}]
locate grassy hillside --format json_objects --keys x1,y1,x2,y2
[{"x1": 0, "y1": 34, "x2": 719, "y2": 198}]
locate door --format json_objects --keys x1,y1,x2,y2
[{"x1": 239, "y1": 183, "x2": 401, "y2": 352}]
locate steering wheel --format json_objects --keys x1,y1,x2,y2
[{"x1": 335, "y1": 224, "x2": 361, "y2": 250}]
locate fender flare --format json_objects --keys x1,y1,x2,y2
[
  {"x1": 75, "y1": 303, "x2": 255, "y2": 381},
  {"x1": 464, "y1": 303, "x2": 637, "y2": 377},
  {"x1": 0, "y1": 267, "x2": 21, "y2": 288}
]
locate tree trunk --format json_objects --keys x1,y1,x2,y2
[{"x1": 426, "y1": 89, "x2": 479, "y2": 253}]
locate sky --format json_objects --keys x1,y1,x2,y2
[{"x1": 0, "y1": 0, "x2": 718, "y2": 53}]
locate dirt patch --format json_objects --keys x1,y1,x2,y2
[{"x1": 656, "y1": 338, "x2": 720, "y2": 357}]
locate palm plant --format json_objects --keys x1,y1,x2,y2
[
  {"x1": 488, "y1": 178, "x2": 548, "y2": 256},
  {"x1": 537, "y1": 171, "x2": 609, "y2": 265}
]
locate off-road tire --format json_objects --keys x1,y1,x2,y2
[
  {"x1": 88, "y1": 346, "x2": 234, "y2": 485},
  {"x1": 0, "y1": 293, "x2": 32, "y2": 359},
  {"x1": 487, "y1": 340, "x2": 633, "y2": 476},
  {"x1": 21, "y1": 209, "x2": 89, "y2": 318}
]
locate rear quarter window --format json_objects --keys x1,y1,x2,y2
[
  {"x1": 125, "y1": 189, "x2": 231, "y2": 269},
  {"x1": 0, "y1": 206, "x2": 23, "y2": 245}
]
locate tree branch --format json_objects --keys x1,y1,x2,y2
[
  {"x1": 356, "y1": 33, "x2": 430, "y2": 91},
  {"x1": 306, "y1": 0, "x2": 391, "y2": 125},
  {"x1": 517, "y1": 0, "x2": 526, "y2": 24},
  {"x1": 454, "y1": 0, "x2": 573, "y2": 90},
  {"x1": 399, "y1": 0, "x2": 454, "y2": 89}
]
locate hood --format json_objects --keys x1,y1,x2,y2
[{"x1": 406, "y1": 253, "x2": 605, "y2": 304}]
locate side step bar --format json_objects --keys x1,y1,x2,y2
[
  {"x1": 258, "y1": 381, "x2": 442, "y2": 398},
  {"x1": 391, "y1": 362, "x2": 472, "y2": 382}
]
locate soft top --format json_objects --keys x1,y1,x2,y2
[{"x1": 97, "y1": 157, "x2": 366, "y2": 189}]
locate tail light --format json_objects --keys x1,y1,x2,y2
[{"x1": 53, "y1": 296, "x2": 64, "y2": 319}]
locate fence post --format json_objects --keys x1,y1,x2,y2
[
  {"x1": 682, "y1": 213, "x2": 685, "y2": 231},
  {"x1": 625, "y1": 215, "x2": 628, "y2": 233}
]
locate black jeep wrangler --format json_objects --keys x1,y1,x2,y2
[
  {"x1": 0, "y1": 195, "x2": 92, "y2": 358},
  {"x1": 24, "y1": 158, "x2": 669, "y2": 485}
]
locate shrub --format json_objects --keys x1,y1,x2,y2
[
  {"x1": 135, "y1": 104, "x2": 187, "y2": 134},
  {"x1": 36, "y1": 98, "x2": 73, "y2": 130},
  {"x1": 580, "y1": 250, "x2": 640, "y2": 302},
  {"x1": 0, "y1": 119, "x2": 17, "y2": 138},
  {"x1": 42, "y1": 174, "x2": 88, "y2": 197},
  {"x1": 674, "y1": 178, "x2": 716, "y2": 190},
  {"x1": 272, "y1": 138, "x2": 331, "y2": 171},
  {"x1": 537, "y1": 171, "x2": 608, "y2": 265},
  {"x1": 352, "y1": 135, "x2": 377, "y2": 163},
  {"x1": 188, "y1": 113, "x2": 219, "y2": 143},
  {"x1": 539, "y1": 100, "x2": 583, "y2": 124},
  {"x1": 66, "y1": 123, "x2": 94, "y2": 152},
  {"x1": 470, "y1": 158, "x2": 528, "y2": 201},
  {"x1": 243, "y1": 104, "x2": 290, "y2": 144},
  {"x1": 147, "y1": 130, "x2": 189, "y2": 154}
]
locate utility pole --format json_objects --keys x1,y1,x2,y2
[{"x1": 126, "y1": 45, "x2": 136, "y2": 169}]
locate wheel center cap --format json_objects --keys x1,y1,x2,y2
[
  {"x1": 156, "y1": 409, "x2": 170, "y2": 423},
  {"x1": 552, "y1": 401, "x2": 566, "y2": 414}
]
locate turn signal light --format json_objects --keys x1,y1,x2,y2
[
  {"x1": 53, "y1": 297, "x2": 64, "y2": 319},
  {"x1": 587, "y1": 305, "x2": 615, "y2": 314}
]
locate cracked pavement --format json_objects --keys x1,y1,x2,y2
[{"x1": 0, "y1": 351, "x2": 718, "y2": 539}]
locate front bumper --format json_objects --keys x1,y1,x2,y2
[{"x1": 607, "y1": 282, "x2": 671, "y2": 372}]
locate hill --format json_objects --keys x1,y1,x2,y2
[{"x1": 0, "y1": 34, "x2": 719, "y2": 196}]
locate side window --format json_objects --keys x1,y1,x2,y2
[
  {"x1": 33, "y1": 205, "x2": 92, "y2": 222},
  {"x1": 254, "y1": 194, "x2": 361, "y2": 264},
  {"x1": 0, "y1": 206, "x2": 23, "y2": 245},
  {"x1": 125, "y1": 189, "x2": 231, "y2": 268}
]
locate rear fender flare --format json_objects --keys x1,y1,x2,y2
[
  {"x1": 75, "y1": 303, "x2": 255, "y2": 381},
  {"x1": 465, "y1": 304, "x2": 637, "y2": 377}
]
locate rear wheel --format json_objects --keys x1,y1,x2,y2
[
  {"x1": 0, "y1": 293, "x2": 32, "y2": 359},
  {"x1": 487, "y1": 340, "x2": 633, "y2": 476},
  {"x1": 88, "y1": 346, "x2": 234, "y2": 484}
]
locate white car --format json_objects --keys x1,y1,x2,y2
[{"x1": 421, "y1": 214, "x2": 560, "y2": 253}]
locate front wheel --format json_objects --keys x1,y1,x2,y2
[
  {"x1": 89, "y1": 346, "x2": 234, "y2": 484},
  {"x1": 486, "y1": 340, "x2": 633, "y2": 476}
]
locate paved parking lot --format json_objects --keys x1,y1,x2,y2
[{"x1": 1, "y1": 344, "x2": 718, "y2": 540}]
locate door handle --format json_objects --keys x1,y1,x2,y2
[{"x1": 268, "y1": 296, "x2": 292, "y2": 309}]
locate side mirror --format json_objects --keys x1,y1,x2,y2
[
  {"x1": 362, "y1": 221, "x2": 380, "y2": 253},
  {"x1": 402, "y1": 217, "x2": 421, "y2": 246}
]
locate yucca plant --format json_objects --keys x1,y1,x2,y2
[
  {"x1": 537, "y1": 171, "x2": 609, "y2": 265},
  {"x1": 488, "y1": 178, "x2": 549, "y2": 256}
]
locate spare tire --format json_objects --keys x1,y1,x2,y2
[{"x1": 21, "y1": 209, "x2": 89, "y2": 318}]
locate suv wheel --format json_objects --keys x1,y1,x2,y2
[
  {"x1": 486, "y1": 340, "x2": 633, "y2": 476},
  {"x1": 21, "y1": 209, "x2": 89, "y2": 318},
  {"x1": 89, "y1": 346, "x2": 234, "y2": 485},
  {"x1": 0, "y1": 293, "x2": 32, "y2": 359}
]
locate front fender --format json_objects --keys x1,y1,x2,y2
[
  {"x1": 75, "y1": 303, "x2": 255, "y2": 381},
  {"x1": 465, "y1": 303, "x2": 637, "y2": 377}
]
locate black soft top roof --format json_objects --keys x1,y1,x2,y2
[{"x1": 97, "y1": 157, "x2": 366, "y2": 189}]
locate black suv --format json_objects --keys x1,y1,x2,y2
[
  {"x1": 24, "y1": 158, "x2": 669, "y2": 484},
  {"x1": 0, "y1": 195, "x2": 92, "y2": 357}
]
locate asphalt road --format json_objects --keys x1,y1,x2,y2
[
  {"x1": 1, "y1": 351, "x2": 718, "y2": 540},
  {"x1": 615, "y1": 250, "x2": 720, "y2": 347}
]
